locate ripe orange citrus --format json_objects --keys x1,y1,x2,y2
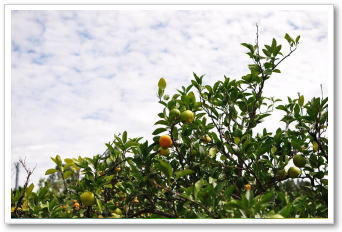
[
  {"x1": 244, "y1": 184, "x2": 251, "y2": 191},
  {"x1": 159, "y1": 135, "x2": 173, "y2": 148}
]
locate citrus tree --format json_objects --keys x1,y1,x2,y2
[{"x1": 11, "y1": 30, "x2": 328, "y2": 219}]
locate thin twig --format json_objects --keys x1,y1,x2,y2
[{"x1": 13, "y1": 159, "x2": 36, "y2": 217}]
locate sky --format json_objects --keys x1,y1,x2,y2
[{"x1": 10, "y1": 9, "x2": 330, "y2": 187}]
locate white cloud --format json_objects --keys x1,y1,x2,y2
[{"x1": 10, "y1": 9, "x2": 330, "y2": 187}]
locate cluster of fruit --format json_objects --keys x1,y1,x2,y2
[
  {"x1": 158, "y1": 109, "x2": 195, "y2": 156},
  {"x1": 276, "y1": 154, "x2": 307, "y2": 180},
  {"x1": 77, "y1": 191, "x2": 129, "y2": 218}
]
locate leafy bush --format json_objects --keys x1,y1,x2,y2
[{"x1": 11, "y1": 30, "x2": 328, "y2": 219}]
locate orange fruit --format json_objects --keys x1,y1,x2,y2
[
  {"x1": 244, "y1": 184, "x2": 251, "y2": 191},
  {"x1": 115, "y1": 167, "x2": 121, "y2": 172},
  {"x1": 159, "y1": 135, "x2": 173, "y2": 148}
]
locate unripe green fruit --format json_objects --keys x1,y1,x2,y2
[
  {"x1": 293, "y1": 154, "x2": 307, "y2": 168},
  {"x1": 209, "y1": 147, "x2": 218, "y2": 158},
  {"x1": 114, "y1": 208, "x2": 122, "y2": 215},
  {"x1": 181, "y1": 110, "x2": 195, "y2": 123},
  {"x1": 158, "y1": 78, "x2": 166, "y2": 89},
  {"x1": 276, "y1": 169, "x2": 288, "y2": 180},
  {"x1": 169, "y1": 108, "x2": 181, "y2": 120},
  {"x1": 159, "y1": 148, "x2": 170, "y2": 156},
  {"x1": 80, "y1": 191, "x2": 95, "y2": 206},
  {"x1": 287, "y1": 167, "x2": 301, "y2": 178}
]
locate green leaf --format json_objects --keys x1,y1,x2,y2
[
  {"x1": 284, "y1": 33, "x2": 294, "y2": 45},
  {"x1": 45, "y1": 168, "x2": 58, "y2": 175},
  {"x1": 175, "y1": 169, "x2": 194, "y2": 180},
  {"x1": 122, "y1": 131, "x2": 127, "y2": 144},
  {"x1": 104, "y1": 184, "x2": 112, "y2": 189},
  {"x1": 260, "y1": 191, "x2": 274, "y2": 204},
  {"x1": 26, "y1": 183, "x2": 34, "y2": 196},
  {"x1": 271, "y1": 38, "x2": 277, "y2": 50},
  {"x1": 38, "y1": 186, "x2": 48, "y2": 199},
  {"x1": 279, "y1": 204, "x2": 293, "y2": 218},
  {"x1": 56, "y1": 155, "x2": 62, "y2": 166},
  {"x1": 158, "y1": 78, "x2": 167, "y2": 89},
  {"x1": 158, "y1": 112, "x2": 165, "y2": 118},
  {"x1": 152, "y1": 127, "x2": 167, "y2": 135},
  {"x1": 194, "y1": 179, "x2": 206, "y2": 200},
  {"x1": 241, "y1": 43, "x2": 254, "y2": 52},
  {"x1": 158, "y1": 160, "x2": 173, "y2": 179},
  {"x1": 105, "y1": 143, "x2": 116, "y2": 156},
  {"x1": 104, "y1": 175, "x2": 115, "y2": 183},
  {"x1": 262, "y1": 48, "x2": 271, "y2": 57},
  {"x1": 224, "y1": 185, "x2": 235, "y2": 199},
  {"x1": 96, "y1": 198, "x2": 103, "y2": 212},
  {"x1": 295, "y1": 35, "x2": 301, "y2": 44},
  {"x1": 51, "y1": 155, "x2": 62, "y2": 167},
  {"x1": 299, "y1": 95, "x2": 304, "y2": 106},
  {"x1": 294, "y1": 104, "x2": 300, "y2": 117},
  {"x1": 63, "y1": 170, "x2": 73, "y2": 179}
]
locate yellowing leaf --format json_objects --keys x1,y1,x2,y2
[
  {"x1": 45, "y1": 168, "x2": 58, "y2": 175},
  {"x1": 234, "y1": 137, "x2": 241, "y2": 144},
  {"x1": 64, "y1": 158, "x2": 74, "y2": 164},
  {"x1": 298, "y1": 95, "x2": 304, "y2": 106},
  {"x1": 26, "y1": 183, "x2": 34, "y2": 196}
]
